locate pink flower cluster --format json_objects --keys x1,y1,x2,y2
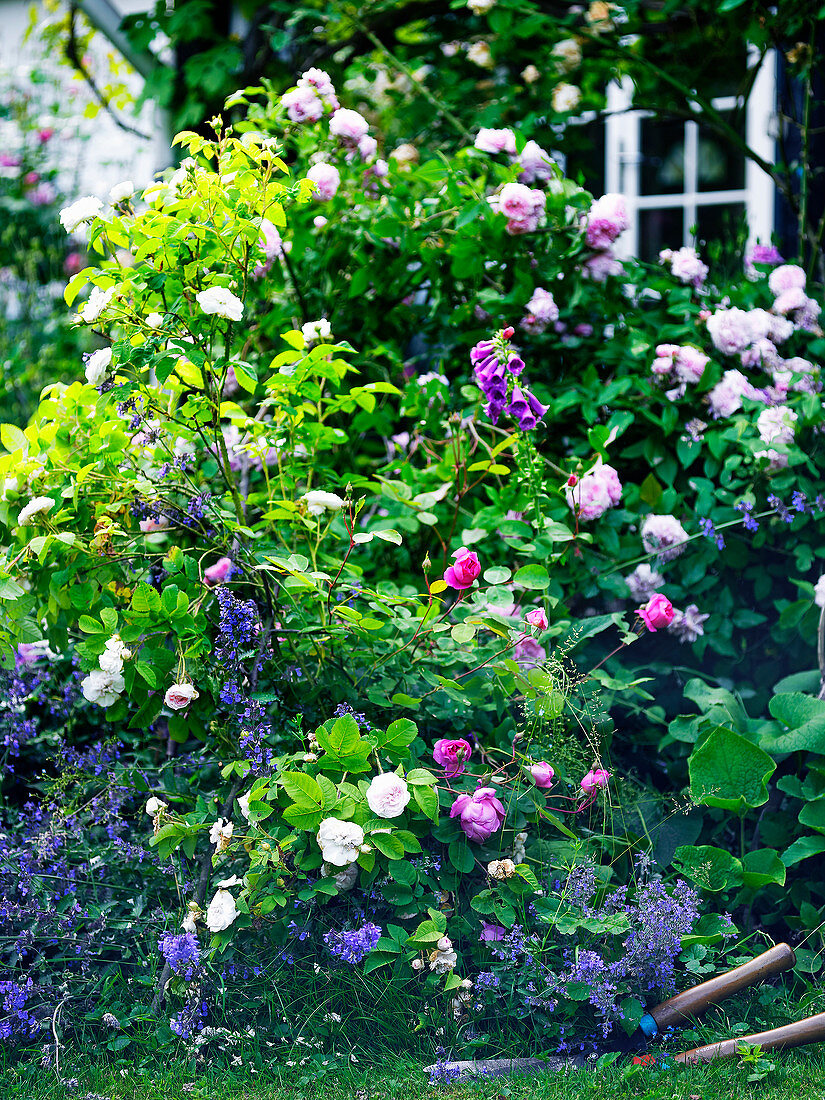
[
  {"x1": 252, "y1": 218, "x2": 285, "y2": 278},
  {"x1": 708, "y1": 368, "x2": 765, "y2": 419},
  {"x1": 473, "y1": 129, "x2": 555, "y2": 185},
  {"x1": 566, "y1": 462, "x2": 622, "y2": 521},
  {"x1": 474, "y1": 128, "x2": 517, "y2": 156},
  {"x1": 307, "y1": 162, "x2": 340, "y2": 202},
  {"x1": 450, "y1": 787, "x2": 505, "y2": 842},
  {"x1": 521, "y1": 287, "x2": 559, "y2": 334},
  {"x1": 650, "y1": 343, "x2": 708, "y2": 400},
  {"x1": 281, "y1": 69, "x2": 339, "y2": 123},
  {"x1": 494, "y1": 182, "x2": 546, "y2": 235},
  {"x1": 659, "y1": 246, "x2": 708, "y2": 288},
  {"x1": 584, "y1": 193, "x2": 628, "y2": 250}
]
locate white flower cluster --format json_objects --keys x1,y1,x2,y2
[
  {"x1": 85, "y1": 347, "x2": 112, "y2": 387},
  {"x1": 16, "y1": 495, "x2": 54, "y2": 528},
  {"x1": 210, "y1": 818, "x2": 234, "y2": 853},
  {"x1": 81, "y1": 635, "x2": 131, "y2": 708}
]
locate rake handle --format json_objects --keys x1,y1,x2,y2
[
  {"x1": 675, "y1": 1012, "x2": 825, "y2": 1064},
  {"x1": 650, "y1": 943, "x2": 796, "y2": 1032}
]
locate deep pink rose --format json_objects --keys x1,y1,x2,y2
[
  {"x1": 444, "y1": 547, "x2": 481, "y2": 590},
  {"x1": 580, "y1": 768, "x2": 610, "y2": 794},
  {"x1": 450, "y1": 787, "x2": 505, "y2": 842},
  {"x1": 525, "y1": 607, "x2": 548, "y2": 630},
  {"x1": 530, "y1": 762, "x2": 555, "y2": 789},
  {"x1": 479, "y1": 921, "x2": 507, "y2": 942},
  {"x1": 204, "y1": 557, "x2": 235, "y2": 585},
  {"x1": 637, "y1": 593, "x2": 674, "y2": 632},
  {"x1": 433, "y1": 738, "x2": 472, "y2": 777}
]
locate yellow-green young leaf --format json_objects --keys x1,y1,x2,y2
[
  {"x1": 0, "y1": 424, "x2": 27, "y2": 454},
  {"x1": 173, "y1": 359, "x2": 204, "y2": 389},
  {"x1": 281, "y1": 330, "x2": 306, "y2": 351},
  {"x1": 64, "y1": 271, "x2": 91, "y2": 307},
  {"x1": 429, "y1": 579, "x2": 447, "y2": 594},
  {"x1": 268, "y1": 202, "x2": 286, "y2": 227}
]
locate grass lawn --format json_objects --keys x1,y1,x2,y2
[{"x1": 5, "y1": 1049, "x2": 825, "y2": 1100}]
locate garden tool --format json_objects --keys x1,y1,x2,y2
[{"x1": 634, "y1": 942, "x2": 825, "y2": 1064}]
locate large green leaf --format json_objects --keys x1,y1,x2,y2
[
  {"x1": 741, "y1": 848, "x2": 786, "y2": 890},
  {"x1": 316, "y1": 715, "x2": 372, "y2": 771},
  {"x1": 781, "y1": 835, "x2": 825, "y2": 868},
  {"x1": 762, "y1": 694, "x2": 825, "y2": 754},
  {"x1": 688, "y1": 726, "x2": 775, "y2": 811},
  {"x1": 673, "y1": 845, "x2": 743, "y2": 891}
]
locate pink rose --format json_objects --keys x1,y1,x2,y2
[
  {"x1": 580, "y1": 768, "x2": 610, "y2": 794},
  {"x1": 444, "y1": 547, "x2": 481, "y2": 590},
  {"x1": 585, "y1": 193, "x2": 629, "y2": 249},
  {"x1": 479, "y1": 921, "x2": 507, "y2": 942},
  {"x1": 329, "y1": 108, "x2": 370, "y2": 143},
  {"x1": 637, "y1": 593, "x2": 674, "y2": 632},
  {"x1": 306, "y1": 162, "x2": 340, "y2": 201},
  {"x1": 365, "y1": 772, "x2": 411, "y2": 818},
  {"x1": 164, "y1": 683, "x2": 199, "y2": 711},
  {"x1": 525, "y1": 607, "x2": 548, "y2": 630},
  {"x1": 530, "y1": 762, "x2": 555, "y2": 789},
  {"x1": 204, "y1": 557, "x2": 234, "y2": 585},
  {"x1": 281, "y1": 85, "x2": 323, "y2": 123},
  {"x1": 64, "y1": 251, "x2": 84, "y2": 275},
  {"x1": 450, "y1": 787, "x2": 505, "y2": 842},
  {"x1": 433, "y1": 738, "x2": 472, "y2": 777}
]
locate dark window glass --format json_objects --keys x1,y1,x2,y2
[
  {"x1": 694, "y1": 202, "x2": 747, "y2": 248},
  {"x1": 638, "y1": 207, "x2": 684, "y2": 263},
  {"x1": 639, "y1": 118, "x2": 685, "y2": 195},
  {"x1": 697, "y1": 111, "x2": 746, "y2": 192}
]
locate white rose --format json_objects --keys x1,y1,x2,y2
[
  {"x1": 209, "y1": 818, "x2": 234, "y2": 851},
  {"x1": 316, "y1": 818, "x2": 365, "y2": 866},
  {"x1": 196, "y1": 286, "x2": 244, "y2": 321},
  {"x1": 237, "y1": 792, "x2": 251, "y2": 820},
  {"x1": 815, "y1": 575, "x2": 825, "y2": 609},
  {"x1": 301, "y1": 317, "x2": 332, "y2": 344},
  {"x1": 84, "y1": 347, "x2": 112, "y2": 386},
  {"x1": 467, "y1": 0, "x2": 496, "y2": 12},
  {"x1": 301, "y1": 490, "x2": 345, "y2": 516},
  {"x1": 181, "y1": 913, "x2": 197, "y2": 933},
  {"x1": 17, "y1": 496, "x2": 54, "y2": 527},
  {"x1": 466, "y1": 42, "x2": 494, "y2": 68},
  {"x1": 145, "y1": 312, "x2": 164, "y2": 329},
  {"x1": 205, "y1": 888, "x2": 238, "y2": 932},
  {"x1": 60, "y1": 195, "x2": 103, "y2": 233},
  {"x1": 552, "y1": 83, "x2": 582, "y2": 113},
  {"x1": 145, "y1": 796, "x2": 167, "y2": 816},
  {"x1": 109, "y1": 180, "x2": 135, "y2": 203},
  {"x1": 81, "y1": 667, "x2": 125, "y2": 707},
  {"x1": 79, "y1": 285, "x2": 114, "y2": 323},
  {"x1": 487, "y1": 858, "x2": 516, "y2": 879},
  {"x1": 365, "y1": 773, "x2": 411, "y2": 819},
  {"x1": 164, "y1": 682, "x2": 199, "y2": 710}
]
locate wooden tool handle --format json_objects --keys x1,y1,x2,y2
[
  {"x1": 650, "y1": 943, "x2": 795, "y2": 1032},
  {"x1": 675, "y1": 1012, "x2": 825, "y2": 1064}
]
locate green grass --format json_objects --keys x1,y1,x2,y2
[{"x1": 5, "y1": 1049, "x2": 825, "y2": 1100}]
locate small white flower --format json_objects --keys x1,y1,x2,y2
[
  {"x1": 109, "y1": 180, "x2": 135, "y2": 203},
  {"x1": 164, "y1": 682, "x2": 199, "y2": 710},
  {"x1": 145, "y1": 312, "x2": 164, "y2": 329},
  {"x1": 17, "y1": 496, "x2": 54, "y2": 527},
  {"x1": 466, "y1": 41, "x2": 494, "y2": 68},
  {"x1": 81, "y1": 667, "x2": 125, "y2": 707},
  {"x1": 206, "y1": 888, "x2": 239, "y2": 932},
  {"x1": 181, "y1": 912, "x2": 197, "y2": 933},
  {"x1": 552, "y1": 83, "x2": 582, "y2": 113},
  {"x1": 237, "y1": 792, "x2": 251, "y2": 820},
  {"x1": 301, "y1": 490, "x2": 345, "y2": 516},
  {"x1": 316, "y1": 818, "x2": 365, "y2": 866},
  {"x1": 365, "y1": 772, "x2": 411, "y2": 819},
  {"x1": 145, "y1": 796, "x2": 167, "y2": 816},
  {"x1": 301, "y1": 317, "x2": 332, "y2": 345},
  {"x1": 209, "y1": 818, "x2": 234, "y2": 852},
  {"x1": 467, "y1": 0, "x2": 496, "y2": 13},
  {"x1": 428, "y1": 936, "x2": 457, "y2": 973},
  {"x1": 815, "y1": 575, "x2": 825, "y2": 609},
  {"x1": 79, "y1": 285, "x2": 114, "y2": 324},
  {"x1": 60, "y1": 195, "x2": 103, "y2": 233},
  {"x1": 196, "y1": 286, "x2": 244, "y2": 321},
  {"x1": 84, "y1": 347, "x2": 112, "y2": 386}
]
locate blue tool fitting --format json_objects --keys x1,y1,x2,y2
[{"x1": 639, "y1": 1013, "x2": 659, "y2": 1039}]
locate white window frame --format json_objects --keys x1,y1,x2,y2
[{"x1": 605, "y1": 49, "x2": 776, "y2": 259}]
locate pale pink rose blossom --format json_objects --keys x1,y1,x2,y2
[
  {"x1": 164, "y1": 683, "x2": 199, "y2": 710},
  {"x1": 513, "y1": 636, "x2": 546, "y2": 667},
  {"x1": 566, "y1": 463, "x2": 622, "y2": 520},
  {"x1": 585, "y1": 193, "x2": 629, "y2": 249},
  {"x1": 474, "y1": 127, "x2": 517, "y2": 155},
  {"x1": 365, "y1": 772, "x2": 411, "y2": 818},
  {"x1": 517, "y1": 140, "x2": 555, "y2": 183},
  {"x1": 204, "y1": 557, "x2": 234, "y2": 585},
  {"x1": 306, "y1": 162, "x2": 340, "y2": 201},
  {"x1": 641, "y1": 514, "x2": 688, "y2": 562},
  {"x1": 329, "y1": 108, "x2": 370, "y2": 143},
  {"x1": 281, "y1": 86, "x2": 323, "y2": 123},
  {"x1": 768, "y1": 264, "x2": 806, "y2": 296}
]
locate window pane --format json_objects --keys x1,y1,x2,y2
[
  {"x1": 697, "y1": 111, "x2": 746, "y2": 192},
  {"x1": 638, "y1": 207, "x2": 684, "y2": 262},
  {"x1": 639, "y1": 118, "x2": 685, "y2": 195},
  {"x1": 694, "y1": 203, "x2": 747, "y2": 249}
]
